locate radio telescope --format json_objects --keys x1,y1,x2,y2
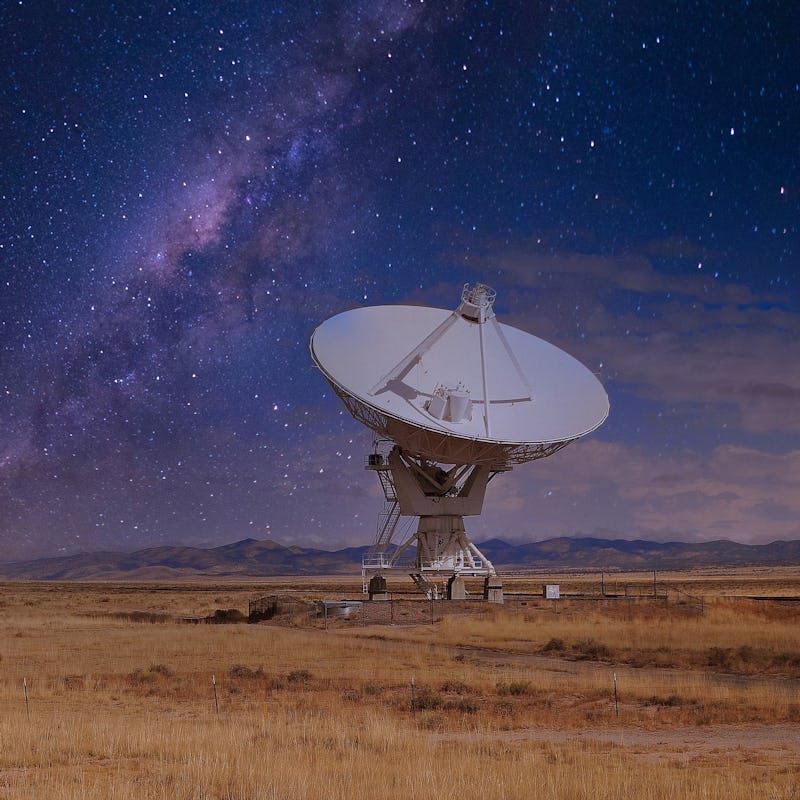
[{"x1": 310, "y1": 284, "x2": 609, "y2": 601}]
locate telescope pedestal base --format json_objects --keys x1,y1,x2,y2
[
  {"x1": 413, "y1": 515, "x2": 493, "y2": 576},
  {"x1": 447, "y1": 575, "x2": 466, "y2": 600},
  {"x1": 362, "y1": 446, "x2": 498, "y2": 598}
]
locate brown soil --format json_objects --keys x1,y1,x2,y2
[{"x1": 434, "y1": 723, "x2": 800, "y2": 763}]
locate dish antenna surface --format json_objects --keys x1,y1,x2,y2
[{"x1": 310, "y1": 284, "x2": 608, "y2": 601}]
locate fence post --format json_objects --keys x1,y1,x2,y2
[
  {"x1": 613, "y1": 672, "x2": 619, "y2": 718},
  {"x1": 23, "y1": 677, "x2": 30, "y2": 720},
  {"x1": 411, "y1": 675, "x2": 416, "y2": 715},
  {"x1": 212, "y1": 674, "x2": 220, "y2": 719}
]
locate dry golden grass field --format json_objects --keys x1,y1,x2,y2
[{"x1": 1, "y1": 570, "x2": 800, "y2": 799}]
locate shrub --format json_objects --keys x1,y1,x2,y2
[
  {"x1": 771, "y1": 652, "x2": 800, "y2": 669},
  {"x1": 63, "y1": 674, "x2": 85, "y2": 690},
  {"x1": 416, "y1": 712, "x2": 444, "y2": 730},
  {"x1": 286, "y1": 669, "x2": 312, "y2": 684},
  {"x1": 129, "y1": 668, "x2": 157, "y2": 684},
  {"x1": 229, "y1": 664, "x2": 263, "y2": 679},
  {"x1": 446, "y1": 697, "x2": 481, "y2": 713},
  {"x1": 413, "y1": 686, "x2": 443, "y2": 710},
  {"x1": 440, "y1": 679, "x2": 469, "y2": 694},
  {"x1": 496, "y1": 681, "x2": 531, "y2": 696},
  {"x1": 707, "y1": 647, "x2": 733, "y2": 669},
  {"x1": 128, "y1": 664, "x2": 172, "y2": 684},
  {"x1": 572, "y1": 638, "x2": 611, "y2": 661},
  {"x1": 644, "y1": 694, "x2": 685, "y2": 707},
  {"x1": 736, "y1": 645, "x2": 754, "y2": 664},
  {"x1": 494, "y1": 700, "x2": 515, "y2": 717}
]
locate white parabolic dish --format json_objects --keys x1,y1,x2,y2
[{"x1": 310, "y1": 285, "x2": 609, "y2": 467}]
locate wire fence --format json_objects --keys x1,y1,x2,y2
[{"x1": 247, "y1": 591, "x2": 706, "y2": 630}]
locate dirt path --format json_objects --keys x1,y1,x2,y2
[
  {"x1": 434, "y1": 723, "x2": 800, "y2": 763},
  {"x1": 441, "y1": 643, "x2": 800, "y2": 763},
  {"x1": 451, "y1": 642, "x2": 800, "y2": 691}
]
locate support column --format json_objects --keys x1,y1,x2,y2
[{"x1": 447, "y1": 575, "x2": 466, "y2": 600}]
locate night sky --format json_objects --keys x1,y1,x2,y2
[{"x1": 2, "y1": 1, "x2": 798, "y2": 562}]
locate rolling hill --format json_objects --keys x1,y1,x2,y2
[{"x1": 2, "y1": 536, "x2": 800, "y2": 580}]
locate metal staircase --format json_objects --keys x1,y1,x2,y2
[
  {"x1": 362, "y1": 451, "x2": 407, "y2": 589},
  {"x1": 410, "y1": 572, "x2": 438, "y2": 599}
]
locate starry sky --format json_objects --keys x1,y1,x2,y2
[{"x1": 2, "y1": 1, "x2": 798, "y2": 562}]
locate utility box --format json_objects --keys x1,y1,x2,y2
[
  {"x1": 543, "y1": 584, "x2": 560, "y2": 600},
  {"x1": 484, "y1": 576, "x2": 504, "y2": 604},
  {"x1": 368, "y1": 574, "x2": 389, "y2": 601}
]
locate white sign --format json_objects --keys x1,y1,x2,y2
[{"x1": 544, "y1": 584, "x2": 560, "y2": 600}]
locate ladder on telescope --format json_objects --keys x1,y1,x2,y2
[{"x1": 366, "y1": 457, "x2": 401, "y2": 556}]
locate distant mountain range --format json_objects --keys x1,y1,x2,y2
[{"x1": 2, "y1": 536, "x2": 800, "y2": 581}]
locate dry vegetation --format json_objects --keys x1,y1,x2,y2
[{"x1": 1, "y1": 573, "x2": 799, "y2": 798}]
